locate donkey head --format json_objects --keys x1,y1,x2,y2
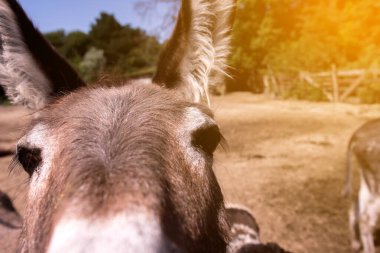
[{"x1": 0, "y1": 0, "x2": 235, "y2": 252}]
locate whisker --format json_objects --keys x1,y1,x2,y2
[
  {"x1": 218, "y1": 134, "x2": 229, "y2": 152},
  {"x1": 11, "y1": 179, "x2": 29, "y2": 201},
  {"x1": 2, "y1": 179, "x2": 29, "y2": 193},
  {"x1": 8, "y1": 155, "x2": 22, "y2": 175}
]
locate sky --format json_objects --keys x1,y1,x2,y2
[{"x1": 18, "y1": 0, "x2": 174, "y2": 40}]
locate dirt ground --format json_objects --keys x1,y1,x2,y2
[
  {"x1": 2, "y1": 93, "x2": 380, "y2": 252},
  {"x1": 0, "y1": 105, "x2": 30, "y2": 215}
]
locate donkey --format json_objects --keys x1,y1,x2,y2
[
  {"x1": 0, "y1": 0, "x2": 236, "y2": 252},
  {"x1": 226, "y1": 205, "x2": 293, "y2": 253},
  {"x1": 342, "y1": 119, "x2": 380, "y2": 253}
]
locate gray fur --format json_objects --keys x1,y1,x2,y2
[
  {"x1": 342, "y1": 119, "x2": 380, "y2": 253},
  {"x1": 153, "y1": 0, "x2": 235, "y2": 105},
  {"x1": 0, "y1": 0, "x2": 51, "y2": 109},
  {"x1": 0, "y1": 0, "x2": 85, "y2": 110},
  {"x1": 0, "y1": 0, "x2": 236, "y2": 252}
]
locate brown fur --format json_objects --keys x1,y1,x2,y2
[
  {"x1": 18, "y1": 84, "x2": 229, "y2": 252},
  {"x1": 342, "y1": 119, "x2": 380, "y2": 253},
  {"x1": 0, "y1": 0, "x2": 236, "y2": 252}
]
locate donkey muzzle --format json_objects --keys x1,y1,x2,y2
[{"x1": 47, "y1": 211, "x2": 182, "y2": 253}]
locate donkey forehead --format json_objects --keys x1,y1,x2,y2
[
  {"x1": 35, "y1": 84, "x2": 214, "y2": 127},
  {"x1": 21, "y1": 84, "x2": 219, "y2": 215},
  {"x1": 26, "y1": 84, "x2": 216, "y2": 145}
]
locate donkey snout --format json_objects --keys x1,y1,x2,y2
[{"x1": 47, "y1": 212, "x2": 182, "y2": 253}]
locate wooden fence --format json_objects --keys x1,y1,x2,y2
[{"x1": 263, "y1": 65, "x2": 380, "y2": 102}]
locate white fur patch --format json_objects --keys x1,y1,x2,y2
[
  {"x1": 227, "y1": 223, "x2": 261, "y2": 253},
  {"x1": 178, "y1": 107, "x2": 216, "y2": 174},
  {"x1": 18, "y1": 124, "x2": 55, "y2": 199},
  {"x1": 230, "y1": 223, "x2": 260, "y2": 243},
  {"x1": 48, "y1": 212, "x2": 170, "y2": 253},
  {"x1": 356, "y1": 176, "x2": 380, "y2": 253}
]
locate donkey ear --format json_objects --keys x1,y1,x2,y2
[
  {"x1": 153, "y1": 0, "x2": 235, "y2": 104},
  {"x1": 0, "y1": 0, "x2": 85, "y2": 110}
]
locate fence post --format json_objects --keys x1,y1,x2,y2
[
  {"x1": 331, "y1": 64, "x2": 339, "y2": 102},
  {"x1": 263, "y1": 75, "x2": 271, "y2": 96}
]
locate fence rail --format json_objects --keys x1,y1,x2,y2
[{"x1": 263, "y1": 65, "x2": 380, "y2": 102}]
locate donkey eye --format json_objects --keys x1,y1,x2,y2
[
  {"x1": 191, "y1": 125, "x2": 221, "y2": 155},
  {"x1": 16, "y1": 146, "x2": 42, "y2": 176}
]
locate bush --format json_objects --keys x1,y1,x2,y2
[
  {"x1": 358, "y1": 83, "x2": 380, "y2": 104},
  {"x1": 79, "y1": 47, "x2": 106, "y2": 82},
  {"x1": 283, "y1": 82, "x2": 327, "y2": 102}
]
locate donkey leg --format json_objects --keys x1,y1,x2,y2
[
  {"x1": 358, "y1": 182, "x2": 377, "y2": 253},
  {"x1": 349, "y1": 199, "x2": 361, "y2": 252}
]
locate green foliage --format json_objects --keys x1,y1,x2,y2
[
  {"x1": 358, "y1": 83, "x2": 380, "y2": 104},
  {"x1": 44, "y1": 12, "x2": 161, "y2": 82},
  {"x1": 45, "y1": 30, "x2": 66, "y2": 51},
  {"x1": 283, "y1": 82, "x2": 327, "y2": 102},
  {"x1": 230, "y1": 0, "x2": 380, "y2": 97},
  {"x1": 79, "y1": 47, "x2": 106, "y2": 82},
  {"x1": 63, "y1": 31, "x2": 91, "y2": 60},
  {"x1": 88, "y1": 12, "x2": 161, "y2": 76},
  {"x1": 89, "y1": 13, "x2": 123, "y2": 50}
]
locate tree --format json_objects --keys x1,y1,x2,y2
[
  {"x1": 62, "y1": 31, "x2": 91, "y2": 60},
  {"x1": 134, "y1": 0, "x2": 179, "y2": 34},
  {"x1": 44, "y1": 11, "x2": 162, "y2": 81},
  {"x1": 88, "y1": 12, "x2": 161, "y2": 75},
  {"x1": 44, "y1": 30, "x2": 91, "y2": 72},
  {"x1": 229, "y1": 0, "x2": 380, "y2": 92},
  {"x1": 44, "y1": 30, "x2": 66, "y2": 55},
  {"x1": 89, "y1": 13, "x2": 123, "y2": 50},
  {"x1": 79, "y1": 47, "x2": 106, "y2": 82}
]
